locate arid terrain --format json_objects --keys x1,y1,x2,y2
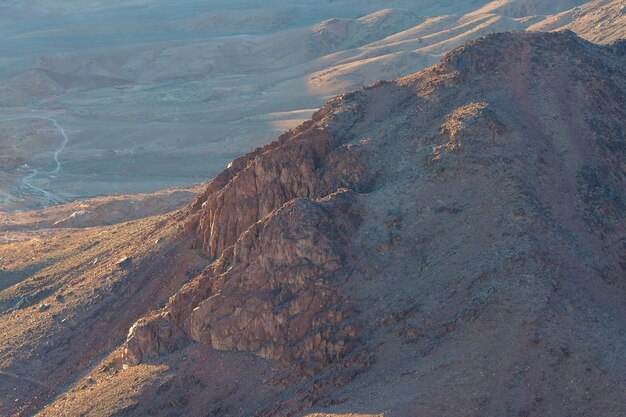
[
  {"x1": 1, "y1": 0, "x2": 624, "y2": 210},
  {"x1": 0, "y1": 28, "x2": 624, "y2": 417}
]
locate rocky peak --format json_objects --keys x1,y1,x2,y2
[{"x1": 119, "y1": 30, "x2": 625, "y2": 416}]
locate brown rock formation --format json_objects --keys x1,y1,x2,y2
[
  {"x1": 125, "y1": 190, "x2": 362, "y2": 367},
  {"x1": 187, "y1": 109, "x2": 373, "y2": 259},
  {"x1": 189, "y1": 191, "x2": 361, "y2": 362}
]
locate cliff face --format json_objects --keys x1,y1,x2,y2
[
  {"x1": 190, "y1": 114, "x2": 372, "y2": 259},
  {"x1": 2, "y1": 30, "x2": 624, "y2": 417},
  {"x1": 126, "y1": 190, "x2": 363, "y2": 368},
  {"x1": 121, "y1": 99, "x2": 375, "y2": 369}
]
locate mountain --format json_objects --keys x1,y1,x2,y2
[
  {"x1": 1, "y1": 30, "x2": 624, "y2": 417},
  {"x1": 0, "y1": 0, "x2": 623, "y2": 210},
  {"x1": 528, "y1": 0, "x2": 626, "y2": 44}
]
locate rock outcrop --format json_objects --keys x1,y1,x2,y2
[
  {"x1": 124, "y1": 190, "x2": 363, "y2": 367},
  {"x1": 123, "y1": 90, "x2": 376, "y2": 369},
  {"x1": 186, "y1": 103, "x2": 373, "y2": 259},
  {"x1": 189, "y1": 191, "x2": 361, "y2": 362}
]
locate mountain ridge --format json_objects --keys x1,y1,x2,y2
[{"x1": 1, "y1": 29, "x2": 623, "y2": 416}]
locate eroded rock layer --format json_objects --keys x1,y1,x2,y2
[{"x1": 125, "y1": 190, "x2": 363, "y2": 367}]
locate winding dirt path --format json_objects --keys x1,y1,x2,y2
[{"x1": 0, "y1": 115, "x2": 69, "y2": 205}]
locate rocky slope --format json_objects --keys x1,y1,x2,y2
[{"x1": 1, "y1": 30, "x2": 625, "y2": 416}]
